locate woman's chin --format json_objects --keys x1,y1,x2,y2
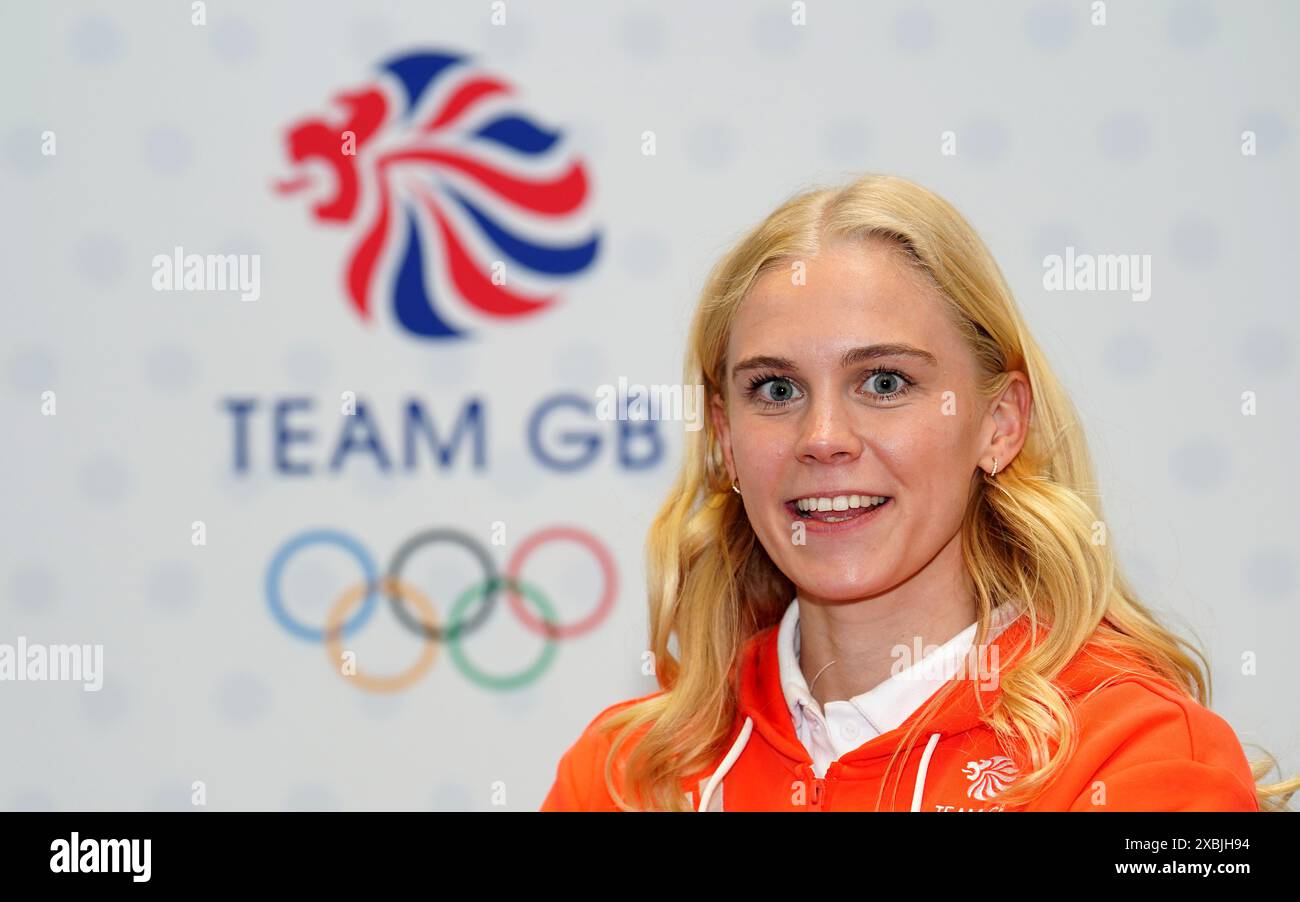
[{"x1": 787, "y1": 573, "x2": 892, "y2": 604}]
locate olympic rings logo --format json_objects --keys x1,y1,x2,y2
[{"x1": 265, "y1": 525, "x2": 617, "y2": 693}]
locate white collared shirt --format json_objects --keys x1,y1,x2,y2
[{"x1": 777, "y1": 597, "x2": 1020, "y2": 778}]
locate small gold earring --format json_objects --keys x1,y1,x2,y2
[
  {"x1": 989, "y1": 458, "x2": 999, "y2": 478},
  {"x1": 731, "y1": 479, "x2": 741, "y2": 495}
]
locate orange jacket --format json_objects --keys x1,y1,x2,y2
[{"x1": 541, "y1": 612, "x2": 1260, "y2": 811}]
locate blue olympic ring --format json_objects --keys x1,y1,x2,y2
[{"x1": 265, "y1": 529, "x2": 380, "y2": 642}]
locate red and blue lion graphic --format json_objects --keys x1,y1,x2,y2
[{"x1": 277, "y1": 51, "x2": 600, "y2": 340}]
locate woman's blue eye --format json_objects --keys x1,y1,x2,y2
[
  {"x1": 742, "y1": 368, "x2": 912, "y2": 409},
  {"x1": 865, "y1": 370, "x2": 908, "y2": 397},
  {"x1": 749, "y1": 376, "x2": 801, "y2": 406}
]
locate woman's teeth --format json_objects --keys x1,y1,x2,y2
[
  {"x1": 791, "y1": 495, "x2": 891, "y2": 522},
  {"x1": 794, "y1": 494, "x2": 889, "y2": 513}
]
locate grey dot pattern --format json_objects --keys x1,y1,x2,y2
[
  {"x1": 283, "y1": 345, "x2": 334, "y2": 387},
  {"x1": 217, "y1": 233, "x2": 265, "y2": 260},
  {"x1": 1236, "y1": 110, "x2": 1293, "y2": 156},
  {"x1": 7, "y1": 348, "x2": 57, "y2": 393},
  {"x1": 893, "y1": 8, "x2": 939, "y2": 53},
  {"x1": 620, "y1": 11, "x2": 669, "y2": 61},
  {"x1": 1024, "y1": 2, "x2": 1079, "y2": 51},
  {"x1": 81, "y1": 683, "x2": 129, "y2": 729},
  {"x1": 1236, "y1": 325, "x2": 1293, "y2": 379},
  {"x1": 1096, "y1": 111, "x2": 1152, "y2": 161},
  {"x1": 143, "y1": 126, "x2": 192, "y2": 174},
  {"x1": 358, "y1": 693, "x2": 406, "y2": 721},
  {"x1": 10, "y1": 563, "x2": 61, "y2": 614},
  {"x1": 959, "y1": 117, "x2": 1010, "y2": 164},
  {"x1": 1030, "y1": 223, "x2": 1088, "y2": 265},
  {"x1": 78, "y1": 455, "x2": 132, "y2": 506},
  {"x1": 480, "y1": 16, "x2": 535, "y2": 60},
  {"x1": 685, "y1": 120, "x2": 738, "y2": 172},
  {"x1": 10, "y1": 789, "x2": 58, "y2": 812},
  {"x1": 491, "y1": 449, "x2": 543, "y2": 498},
  {"x1": 553, "y1": 340, "x2": 608, "y2": 386},
  {"x1": 214, "y1": 673, "x2": 271, "y2": 726},
  {"x1": 2, "y1": 124, "x2": 48, "y2": 174},
  {"x1": 426, "y1": 344, "x2": 477, "y2": 387},
  {"x1": 349, "y1": 17, "x2": 395, "y2": 61},
  {"x1": 821, "y1": 119, "x2": 873, "y2": 169},
  {"x1": 1168, "y1": 438, "x2": 1231, "y2": 493},
  {"x1": 69, "y1": 14, "x2": 123, "y2": 66},
  {"x1": 1167, "y1": 217, "x2": 1222, "y2": 270},
  {"x1": 143, "y1": 344, "x2": 199, "y2": 393},
  {"x1": 429, "y1": 783, "x2": 475, "y2": 812},
  {"x1": 1242, "y1": 548, "x2": 1294, "y2": 603},
  {"x1": 349, "y1": 460, "x2": 401, "y2": 498},
  {"x1": 211, "y1": 18, "x2": 258, "y2": 62},
  {"x1": 1102, "y1": 332, "x2": 1157, "y2": 380},
  {"x1": 284, "y1": 784, "x2": 341, "y2": 811},
  {"x1": 72, "y1": 233, "x2": 127, "y2": 288},
  {"x1": 618, "y1": 229, "x2": 669, "y2": 280},
  {"x1": 215, "y1": 463, "x2": 268, "y2": 503},
  {"x1": 751, "y1": 7, "x2": 806, "y2": 56},
  {"x1": 496, "y1": 683, "x2": 539, "y2": 718},
  {"x1": 144, "y1": 560, "x2": 201, "y2": 613},
  {"x1": 147, "y1": 782, "x2": 200, "y2": 812},
  {"x1": 1167, "y1": 0, "x2": 1219, "y2": 50}
]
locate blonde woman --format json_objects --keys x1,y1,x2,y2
[{"x1": 541, "y1": 173, "x2": 1298, "y2": 812}]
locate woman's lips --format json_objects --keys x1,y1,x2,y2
[{"x1": 783, "y1": 497, "x2": 893, "y2": 533}]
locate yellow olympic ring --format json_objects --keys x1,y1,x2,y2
[{"x1": 324, "y1": 577, "x2": 441, "y2": 694}]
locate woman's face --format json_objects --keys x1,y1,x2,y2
[{"x1": 711, "y1": 237, "x2": 1029, "y2": 605}]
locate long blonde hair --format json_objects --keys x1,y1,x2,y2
[{"x1": 599, "y1": 172, "x2": 1298, "y2": 812}]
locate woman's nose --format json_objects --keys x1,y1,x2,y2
[{"x1": 794, "y1": 394, "x2": 864, "y2": 463}]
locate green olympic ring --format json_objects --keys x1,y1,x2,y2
[{"x1": 446, "y1": 576, "x2": 560, "y2": 691}]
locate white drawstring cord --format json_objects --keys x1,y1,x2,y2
[
  {"x1": 696, "y1": 716, "x2": 753, "y2": 812},
  {"x1": 910, "y1": 732, "x2": 943, "y2": 812}
]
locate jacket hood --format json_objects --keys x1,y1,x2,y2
[
  {"x1": 732, "y1": 603, "x2": 1162, "y2": 773},
  {"x1": 541, "y1": 602, "x2": 1255, "y2": 813},
  {"x1": 684, "y1": 604, "x2": 1176, "y2": 811}
]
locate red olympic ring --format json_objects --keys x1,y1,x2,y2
[{"x1": 505, "y1": 525, "x2": 617, "y2": 639}]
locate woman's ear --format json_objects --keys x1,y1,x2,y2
[
  {"x1": 710, "y1": 393, "x2": 736, "y2": 483},
  {"x1": 983, "y1": 371, "x2": 1032, "y2": 472}
]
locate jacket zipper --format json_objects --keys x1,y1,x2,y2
[
  {"x1": 802, "y1": 765, "x2": 826, "y2": 811},
  {"x1": 810, "y1": 778, "x2": 825, "y2": 810}
]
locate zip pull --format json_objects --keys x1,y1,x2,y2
[
  {"x1": 810, "y1": 778, "x2": 825, "y2": 810},
  {"x1": 799, "y1": 764, "x2": 826, "y2": 811}
]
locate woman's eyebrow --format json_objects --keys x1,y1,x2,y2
[{"x1": 731, "y1": 343, "x2": 938, "y2": 378}]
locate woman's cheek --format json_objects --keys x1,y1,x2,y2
[
  {"x1": 735, "y1": 427, "x2": 788, "y2": 485},
  {"x1": 884, "y1": 414, "x2": 962, "y2": 468}
]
